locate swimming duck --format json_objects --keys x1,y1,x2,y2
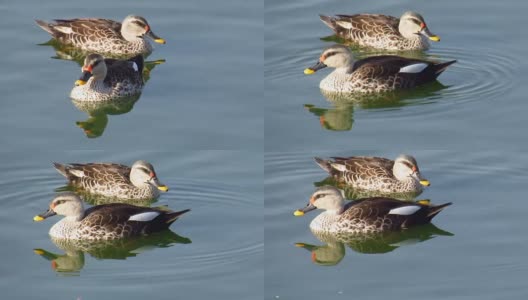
[
  {"x1": 70, "y1": 53, "x2": 144, "y2": 101},
  {"x1": 35, "y1": 15, "x2": 165, "y2": 56},
  {"x1": 304, "y1": 44, "x2": 456, "y2": 93},
  {"x1": 319, "y1": 11, "x2": 439, "y2": 51},
  {"x1": 33, "y1": 192, "x2": 189, "y2": 240},
  {"x1": 53, "y1": 160, "x2": 168, "y2": 200},
  {"x1": 314, "y1": 154, "x2": 430, "y2": 194},
  {"x1": 294, "y1": 186, "x2": 451, "y2": 233}
]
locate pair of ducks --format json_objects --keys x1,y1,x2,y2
[
  {"x1": 36, "y1": 15, "x2": 166, "y2": 101},
  {"x1": 34, "y1": 161, "x2": 189, "y2": 240},
  {"x1": 305, "y1": 11, "x2": 456, "y2": 93},
  {"x1": 295, "y1": 155, "x2": 451, "y2": 233}
]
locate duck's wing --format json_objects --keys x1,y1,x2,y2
[
  {"x1": 331, "y1": 156, "x2": 394, "y2": 178},
  {"x1": 320, "y1": 14, "x2": 400, "y2": 39},
  {"x1": 353, "y1": 56, "x2": 456, "y2": 87},
  {"x1": 65, "y1": 163, "x2": 132, "y2": 185},
  {"x1": 36, "y1": 18, "x2": 123, "y2": 44}
]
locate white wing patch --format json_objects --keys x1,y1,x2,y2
[
  {"x1": 128, "y1": 211, "x2": 160, "y2": 222},
  {"x1": 336, "y1": 21, "x2": 353, "y2": 29},
  {"x1": 55, "y1": 26, "x2": 74, "y2": 34},
  {"x1": 330, "y1": 163, "x2": 347, "y2": 172},
  {"x1": 388, "y1": 206, "x2": 421, "y2": 215},
  {"x1": 132, "y1": 62, "x2": 138, "y2": 72},
  {"x1": 70, "y1": 169, "x2": 85, "y2": 178},
  {"x1": 399, "y1": 63, "x2": 428, "y2": 74}
]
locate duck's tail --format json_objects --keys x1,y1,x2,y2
[
  {"x1": 35, "y1": 20, "x2": 54, "y2": 34},
  {"x1": 433, "y1": 60, "x2": 457, "y2": 78},
  {"x1": 427, "y1": 202, "x2": 452, "y2": 221},
  {"x1": 165, "y1": 209, "x2": 191, "y2": 225},
  {"x1": 319, "y1": 15, "x2": 337, "y2": 31},
  {"x1": 52, "y1": 162, "x2": 69, "y2": 177}
]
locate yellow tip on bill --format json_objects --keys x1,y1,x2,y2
[
  {"x1": 293, "y1": 210, "x2": 304, "y2": 216},
  {"x1": 420, "y1": 180, "x2": 431, "y2": 187},
  {"x1": 75, "y1": 80, "x2": 86, "y2": 86},
  {"x1": 33, "y1": 249, "x2": 45, "y2": 255},
  {"x1": 33, "y1": 215, "x2": 44, "y2": 222},
  {"x1": 157, "y1": 185, "x2": 169, "y2": 192},
  {"x1": 429, "y1": 35, "x2": 440, "y2": 42},
  {"x1": 154, "y1": 38, "x2": 166, "y2": 44},
  {"x1": 294, "y1": 243, "x2": 306, "y2": 247},
  {"x1": 304, "y1": 68, "x2": 315, "y2": 75},
  {"x1": 417, "y1": 199, "x2": 431, "y2": 205}
]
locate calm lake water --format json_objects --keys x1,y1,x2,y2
[
  {"x1": 265, "y1": 0, "x2": 528, "y2": 299},
  {"x1": 2, "y1": 0, "x2": 528, "y2": 298},
  {"x1": 0, "y1": 0, "x2": 263, "y2": 299}
]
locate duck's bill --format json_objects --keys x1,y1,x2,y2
[
  {"x1": 33, "y1": 209, "x2": 57, "y2": 222},
  {"x1": 304, "y1": 61, "x2": 327, "y2": 75},
  {"x1": 149, "y1": 177, "x2": 169, "y2": 192},
  {"x1": 293, "y1": 203, "x2": 317, "y2": 216},
  {"x1": 420, "y1": 179, "x2": 431, "y2": 187},
  {"x1": 421, "y1": 27, "x2": 440, "y2": 42},
  {"x1": 75, "y1": 71, "x2": 92, "y2": 86},
  {"x1": 146, "y1": 31, "x2": 166, "y2": 44},
  {"x1": 157, "y1": 185, "x2": 169, "y2": 192}
]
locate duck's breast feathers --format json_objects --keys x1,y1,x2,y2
[{"x1": 322, "y1": 14, "x2": 400, "y2": 38}]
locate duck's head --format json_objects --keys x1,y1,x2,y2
[
  {"x1": 130, "y1": 160, "x2": 169, "y2": 192},
  {"x1": 304, "y1": 44, "x2": 353, "y2": 75},
  {"x1": 121, "y1": 15, "x2": 165, "y2": 44},
  {"x1": 399, "y1": 11, "x2": 440, "y2": 42},
  {"x1": 294, "y1": 186, "x2": 346, "y2": 216},
  {"x1": 75, "y1": 54, "x2": 106, "y2": 86},
  {"x1": 34, "y1": 192, "x2": 85, "y2": 222},
  {"x1": 393, "y1": 154, "x2": 430, "y2": 186}
]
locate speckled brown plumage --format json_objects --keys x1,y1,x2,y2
[
  {"x1": 35, "y1": 15, "x2": 164, "y2": 56},
  {"x1": 70, "y1": 54, "x2": 144, "y2": 101},
  {"x1": 314, "y1": 155, "x2": 428, "y2": 194},
  {"x1": 319, "y1": 12, "x2": 438, "y2": 51},
  {"x1": 35, "y1": 192, "x2": 189, "y2": 240},
  {"x1": 297, "y1": 186, "x2": 451, "y2": 234},
  {"x1": 53, "y1": 161, "x2": 166, "y2": 200}
]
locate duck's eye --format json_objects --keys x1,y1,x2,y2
[
  {"x1": 410, "y1": 18, "x2": 422, "y2": 26},
  {"x1": 138, "y1": 167, "x2": 151, "y2": 174}
]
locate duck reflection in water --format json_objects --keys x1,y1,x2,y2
[
  {"x1": 34, "y1": 231, "x2": 191, "y2": 274},
  {"x1": 295, "y1": 223, "x2": 452, "y2": 266},
  {"x1": 305, "y1": 81, "x2": 448, "y2": 132}
]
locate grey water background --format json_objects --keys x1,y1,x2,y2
[
  {"x1": 265, "y1": 0, "x2": 528, "y2": 299},
  {"x1": 265, "y1": 0, "x2": 524, "y2": 150},
  {"x1": 0, "y1": 0, "x2": 263, "y2": 299},
  {"x1": 1, "y1": 0, "x2": 262, "y2": 149},
  {"x1": 0, "y1": 150, "x2": 263, "y2": 299},
  {"x1": 266, "y1": 150, "x2": 528, "y2": 299}
]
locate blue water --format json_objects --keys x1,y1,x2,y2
[
  {"x1": 0, "y1": 0, "x2": 263, "y2": 298},
  {"x1": 265, "y1": 0, "x2": 528, "y2": 299}
]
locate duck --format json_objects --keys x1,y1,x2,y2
[
  {"x1": 294, "y1": 186, "x2": 451, "y2": 233},
  {"x1": 304, "y1": 44, "x2": 455, "y2": 93},
  {"x1": 319, "y1": 11, "x2": 439, "y2": 51},
  {"x1": 35, "y1": 15, "x2": 165, "y2": 56},
  {"x1": 33, "y1": 192, "x2": 189, "y2": 240},
  {"x1": 314, "y1": 154, "x2": 430, "y2": 194},
  {"x1": 53, "y1": 160, "x2": 169, "y2": 200},
  {"x1": 70, "y1": 53, "x2": 144, "y2": 101}
]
